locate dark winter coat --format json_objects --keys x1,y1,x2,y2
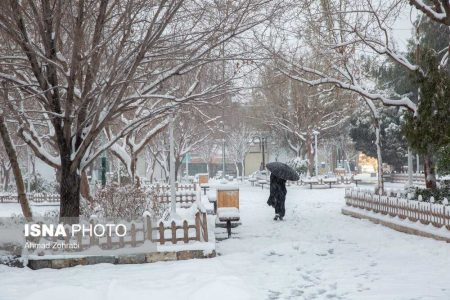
[{"x1": 267, "y1": 173, "x2": 287, "y2": 207}]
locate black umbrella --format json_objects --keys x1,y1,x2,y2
[{"x1": 266, "y1": 162, "x2": 299, "y2": 181}]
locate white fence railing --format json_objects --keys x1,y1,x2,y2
[
  {"x1": 0, "y1": 193, "x2": 60, "y2": 203},
  {"x1": 345, "y1": 188, "x2": 450, "y2": 229}
]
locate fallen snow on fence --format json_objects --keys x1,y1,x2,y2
[{"x1": 344, "y1": 188, "x2": 450, "y2": 240}]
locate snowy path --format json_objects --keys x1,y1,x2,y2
[{"x1": 2, "y1": 184, "x2": 450, "y2": 300}]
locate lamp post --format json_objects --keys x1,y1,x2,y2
[
  {"x1": 101, "y1": 154, "x2": 107, "y2": 188},
  {"x1": 312, "y1": 130, "x2": 319, "y2": 177},
  {"x1": 100, "y1": 133, "x2": 107, "y2": 187}
]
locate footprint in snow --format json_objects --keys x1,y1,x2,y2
[{"x1": 267, "y1": 290, "x2": 281, "y2": 300}]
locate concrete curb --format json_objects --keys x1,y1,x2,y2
[
  {"x1": 28, "y1": 250, "x2": 216, "y2": 270},
  {"x1": 342, "y1": 207, "x2": 450, "y2": 243}
]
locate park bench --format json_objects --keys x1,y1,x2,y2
[
  {"x1": 323, "y1": 177, "x2": 338, "y2": 188},
  {"x1": 217, "y1": 207, "x2": 240, "y2": 238},
  {"x1": 248, "y1": 177, "x2": 257, "y2": 186},
  {"x1": 200, "y1": 183, "x2": 210, "y2": 195},
  {"x1": 216, "y1": 185, "x2": 240, "y2": 238},
  {"x1": 257, "y1": 179, "x2": 268, "y2": 189},
  {"x1": 303, "y1": 178, "x2": 319, "y2": 189}
]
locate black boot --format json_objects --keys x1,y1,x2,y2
[{"x1": 274, "y1": 214, "x2": 280, "y2": 221}]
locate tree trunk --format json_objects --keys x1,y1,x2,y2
[
  {"x1": 59, "y1": 159, "x2": 81, "y2": 221},
  {"x1": 130, "y1": 155, "x2": 137, "y2": 184},
  {"x1": 0, "y1": 114, "x2": 32, "y2": 220},
  {"x1": 2, "y1": 165, "x2": 10, "y2": 191},
  {"x1": 150, "y1": 158, "x2": 157, "y2": 183},
  {"x1": 374, "y1": 124, "x2": 384, "y2": 195},
  {"x1": 424, "y1": 153, "x2": 437, "y2": 189},
  {"x1": 80, "y1": 170, "x2": 92, "y2": 203},
  {"x1": 306, "y1": 135, "x2": 314, "y2": 176},
  {"x1": 241, "y1": 160, "x2": 245, "y2": 179},
  {"x1": 174, "y1": 158, "x2": 181, "y2": 182}
]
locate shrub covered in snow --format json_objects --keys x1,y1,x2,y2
[
  {"x1": 413, "y1": 186, "x2": 450, "y2": 204},
  {"x1": 83, "y1": 184, "x2": 153, "y2": 219},
  {"x1": 287, "y1": 157, "x2": 308, "y2": 175},
  {"x1": 437, "y1": 146, "x2": 450, "y2": 176}
]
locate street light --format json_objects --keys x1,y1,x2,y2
[{"x1": 312, "y1": 130, "x2": 319, "y2": 177}]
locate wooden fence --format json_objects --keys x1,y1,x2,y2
[
  {"x1": 153, "y1": 190, "x2": 198, "y2": 207},
  {"x1": 345, "y1": 188, "x2": 450, "y2": 229},
  {"x1": 285, "y1": 176, "x2": 354, "y2": 186},
  {"x1": 383, "y1": 173, "x2": 425, "y2": 184},
  {"x1": 155, "y1": 211, "x2": 208, "y2": 244},
  {"x1": 0, "y1": 193, "x2": 59, "y2": 203},
  {"x1": 37, "y1": 209, "x2": 209, "y2": 253},
  {"x1": 154, "y1": 183, "x2": 197, "y2": 193}
]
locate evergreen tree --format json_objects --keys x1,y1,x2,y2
[
  {"x1": 403, "y1": 50, "x2": 450, "y2": 188},
  {"x1": 374, "y1": 18, "x2": 450, "y2": 189},
  {"x1": 350, "y1": 108, "x2": 407, "y2": 172}
]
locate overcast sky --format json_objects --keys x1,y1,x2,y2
[{"x1": 391, "y1": 6, "x2": 417, "y2": 52}]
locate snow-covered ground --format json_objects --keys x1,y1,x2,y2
[{"x1": 2, "y1": 183, "x2": 450, "y2": 300}]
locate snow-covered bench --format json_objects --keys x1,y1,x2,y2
[
  {"x1": 323, "y1": 177, "x2": 338, "y2": 188},
  {"x1": 248, "y1": 177, "x2": 257, "y2": 186},
  {"x1": 217, "y1": 207, "x2": 240, "y2": 238},
  {"x1": 200, "y1": 183, "x2": 210, "y2": 195},
  {"x1": 257, "y1": 179, "x2": 268, "y2": 189},
  {"x1": 303, "y1": 178, "x2": 319, "y2": 189}
]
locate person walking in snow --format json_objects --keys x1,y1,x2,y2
[{"x1": 267, "y1": 173, "x2": 287, "y2": 220}]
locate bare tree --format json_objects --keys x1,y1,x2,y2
[
  {"x1": 254, "y1": 0, "x2": 430, "y2": 190},
  {"x1": 0, "y1": 89, "x2": 32, "y2": 219},
  {"x1": 0, "y1": 0, "x2": 279, "y2": 218},
  {"x1": 257, "y1": 63, "x2": 355, "y2": 174},
  {"x1": 0, "y1": 142, "x2": 11, "y2": 191},
  {"x1": 108, "y1": 116, "x2": 169, "y2": 182},
  {"x1": 226, "y1": 122, "x2": 253, "y2": 178},
  {"x1": 200, "y1": 141, "x2": 221, "y2": 177},
  {"x1": 172, "y1": 108, "x2": 215, "y2": 180}
]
